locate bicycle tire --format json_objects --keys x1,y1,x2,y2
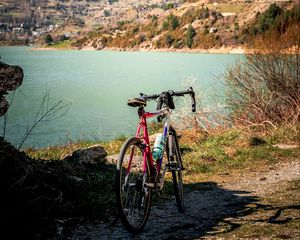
[
  {"x1": 115, "y1": 137, "x2": 152, "y2": 233},
  {"x1": 168, "y1": 128, "x2": 184, "y2": 213}
]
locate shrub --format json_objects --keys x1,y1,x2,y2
[
  {"x1": 103, "y1": 10, "x2": 111, "y2": 17},
  {"x1": 164, "y1": 33, "x2": 175, "y2": 47},
  {"x1": 234, "y1": 22, "x2": 239, "y2": 31},
  {"x1": 186, "y1": 24, "x2": 196, "y2": 48},
  {"x1": 163, "y1": 14, "x2": 179, "y2": 31},
  {"x1": 225, "y1": 23, "x2": 300, "y2": 128},
  {"x1": 162, "y1": 3, "x2": 174, "y2": 10}
]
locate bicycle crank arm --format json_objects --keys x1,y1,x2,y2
[
  {"x1": 166, "y1": 162, "x2": 185, "y2": 171},
  {"x1": 144, "y1": 182, "x2": 155, "y2": 188}
]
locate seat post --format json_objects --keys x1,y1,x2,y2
[{"x1": 138, "y1": 107, "x2": 145, "y2": 118}]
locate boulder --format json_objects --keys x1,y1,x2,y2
[
  {"x1": 0, "y1": 98, "x2": 9, "y2": 116},
  {"x1": 62, "y1": 145, "x2": 108, "y2": 165},
  {"x1": 0, "y1": 61, "x2": 24, "y2": 117},
  {"x1": 106, "y1": 154, "x2": 119, "y2": 165}
]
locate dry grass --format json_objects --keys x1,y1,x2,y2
[{"x1": 206, "y1": 3, "x2": 249, "y2": 14}]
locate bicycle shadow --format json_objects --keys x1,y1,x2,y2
[
  {"x1": 71, "y1": 180, "x2": 299, "y2": 239},
  {"x1": 140, "y1": 181, "x2": 259, "y2": 239},
  {"x1": 143, "y1": 181, "x2": 299, "y2": 240}
]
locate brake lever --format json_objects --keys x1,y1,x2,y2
[
  {"x1": 139, "y1": 93, "x2": 147, "y2": 101},
  {"x1": 188, "y1": 87, "x2": 196, "y2": 112}
]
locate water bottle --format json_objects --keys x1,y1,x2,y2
[{"x1": 152, "y1": 133, "x2": 164, "y2": 160}]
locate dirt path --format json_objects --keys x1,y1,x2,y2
[{"x1": 70, "y1": 160, "x2": 300, "y2": 239}]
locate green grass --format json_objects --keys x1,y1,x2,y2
[
  {"x1": 25, "y1": 138, "x2": 124, "y2": 160},
  {"x1": 266, "y1": 125, "x2": 300, "y2": 144},
  {"x1": 181, "y1": 126, "x2": 299, "y2": 181},
  {"x1": 47, "y1": 40, "x2": 75, "y2": 49},
  {"x1": 26, "y1": 126, "x2": 299, "y2": 175}
]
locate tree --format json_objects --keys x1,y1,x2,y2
[
  {"x1": 44, "y1": 34, "x2": 53, "y2": 44},
  {"x1": 257, "y1": 3, "x2": 282, "y2": 33},
  {"x1": 164, "y1": 33, "x2": 174, "y2": 47},
  {"x1": 186, "y1": 24, "x2": 196, "y2": 48},
  {"x1": 169, "y1": 14, "x2": 179, "y2": 30},
  {"x1": 163, "y1": 14, "x2": 179, "y2": 31}
]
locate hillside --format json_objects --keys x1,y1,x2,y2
[
  {"x1": 0, "y1": 0, "x2": 183, "y2": 45},
  {"x1": 0, "y1": 0, "x2": 298, "y2": 50},
  {"x1": 72, "y1": 0, "x2": 298, "y2": 51}
]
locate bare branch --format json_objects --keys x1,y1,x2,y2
[{"x1": 18, "y1": 91, "x2": 72, "y2": 150}]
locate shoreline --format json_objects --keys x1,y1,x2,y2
[
  {"x1": 30, "y1": 45, "x2": 246, "y2": 54},
  {"x1": 104, "y1": 46, "x2": 245, "y2": 54}
]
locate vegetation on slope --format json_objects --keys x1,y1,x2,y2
[{"x1": 71, "y1": 2, "x2": 299, "y2": 51}]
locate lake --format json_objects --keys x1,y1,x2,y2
[{"x1": 0, "y1": 47, "x2": 241, "y2": 148}]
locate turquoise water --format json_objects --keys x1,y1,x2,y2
[{"x1": 0, "y1": 47, "x2": 241, "y2": 148}]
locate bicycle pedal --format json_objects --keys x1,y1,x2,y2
[
  {"x1": 144, "y1": 182, "x2": 155, "y2": 188},
  {"x1": 169, "y1": 167, "x2": 180, "y2": 171},
  {"x1": 166, "y1": 162, "x2": 176, "y2": 167},
  {"x1": 166, "y1": 163, "x2": 178, "y2": 171}
]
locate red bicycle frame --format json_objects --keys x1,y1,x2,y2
[{"x1": 127, "y1": 107, "x2": 171, "y2": 177}]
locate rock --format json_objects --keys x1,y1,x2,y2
[
  {"x1": 62, "y1": 145, "x2": 108, "y2": 165},
  {"x1": 0, "y1": 137, "x2": 28, "y2": 187},
  {"x1": 249, "y1": 136, "x2": 266, "y2": 146},
  {"x1": 0, "y1": 61, "x2": 24, "y2": 117},
  {"x1": 272, "y1": 144, "x2": 299, "y2": 149},
  {"x1": 209, "y1": 27, "x2": 218, "y2": 33},
  {"x1": 106, "y1": 154, "x2": 119, "y2": 165},
  {"x1": 0, "y1": 98, "x2": 8, "y2": 116}
]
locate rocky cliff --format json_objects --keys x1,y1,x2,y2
[{"x1": 0, "y1": 61, "x2": 23, "y2": 116}]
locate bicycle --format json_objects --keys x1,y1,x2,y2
[{"x1": 115, "y1": 87, "x2": 196, "y2": 233}]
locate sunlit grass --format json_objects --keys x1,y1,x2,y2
[
  {"x1": 47, "y1": 40, "x2": 75, "y2": 49},
  {"x1": 181, "y1": 126, "x2": 299, "y2": 183},
  {"x1": 25, "y1": 138, "x2": 124, "y2": 160}
]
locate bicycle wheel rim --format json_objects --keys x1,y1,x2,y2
[{"x1": 116, "y1": 137, "x2": 151, "y2": 233}]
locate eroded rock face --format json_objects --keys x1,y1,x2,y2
[{"x1": 0, "y1": 61, "x2": 24, "y2": 116}]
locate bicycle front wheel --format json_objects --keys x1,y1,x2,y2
[
  {"x1": 168, "y1": 128, "x2": 184, "y2": 213},
  {"x1": 115, "y1": 137, "x2": 152, "y2": 233}
]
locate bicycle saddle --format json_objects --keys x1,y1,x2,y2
[{"x1": 127, "y1": 98, "x2": 147, "y2": 107}]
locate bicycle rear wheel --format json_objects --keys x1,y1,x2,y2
[
  {"x1": 168, "y1": 128, "x2": 184, "y2": 213},
  {"x1": 115, "y1": 137, "x2": 152, "y2": 233}
]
